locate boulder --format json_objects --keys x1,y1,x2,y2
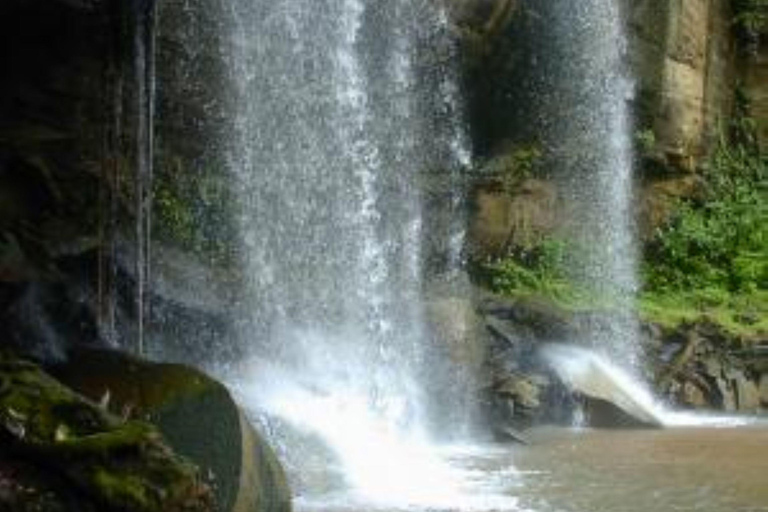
[
  {"x1": 480, "y1": 295, "x2": 576, "y2": 341},
  {"x1": 759, "y1": 374, "x2": 768, "y2": 407},
  {"x1": 0, "y1": 354, "x2": 213, "y2": 512},
  {"x1": 0, "y1": 457, "x2": 92, "y2": 512},
  {"x1": 495, "y1": 374, "x2": 541, "y2": 410},
  {"x1": 733, "y1": 372, "x2": 761, "y2": 411},
  {"x1": 49, "y1": 348, "x2": 291, "y2": 512},
  {"x1": 489, "y1": 371, "x2": 549, "y2": 432},
  {"x1": 679, "y1": 380, "x2": 708, "y2": 408}
]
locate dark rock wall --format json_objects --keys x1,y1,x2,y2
[
  {"x1": 0, "y1": 0, "x2": 240, "y2": 363},
  {"x1": 0, "y1": 0, "x2": 123, "y2": 358}
]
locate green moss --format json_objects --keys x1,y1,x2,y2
[
  {"x1": 0, "y1": 355, "x2": 213, "y2": 512},
  {"x1": 152, "y1": 154, "x2": 235, "y2": 265},
  {"x1": 472, "y1": 237, "x2": 627, "y2": 313},
  {"x1": 731, "y1": 0, "x2": 768, "y2": 37},
  {"x1": 635, "y1": 127, "x2": 657, "y2": 157},
  {"x1": 92, "y1": 469, "x2": 151, "y2": 509},
  {"x1": 481, "y1": 143, "x2": 543, "y2": 192}
]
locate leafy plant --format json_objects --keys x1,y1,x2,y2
[
  {"x1": 483, "y1": 144, "x2": 543, "y2": 192},
  {"x1": 635, "y1": 128, "x2": 656, "y2": 155},
  {"x1": 732, "y1": 0, "x2": 768, "y2": 32},
  {"x1": 731, "y1": 0, "x2": 768, "y2": 52},
  {"x1": 476, "y1": 237, "x2": 614, "y2": 309},
  {"x1": 643, "y1": 117, "x2": 767, "y2": 296}
]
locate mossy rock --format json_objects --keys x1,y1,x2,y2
[
  {"x1": 49, "y1": 348, "x2": 291, "y2": 512},
  {"x1": 0, "y1": 456, "x2": 98, "y2": 512},
  {"x1": 0, "y1": 354, "x2": 213, "y2": 512}
]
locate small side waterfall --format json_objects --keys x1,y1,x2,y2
[
  {"x1": 519, "y1": 0, "x2": 641, "y2": 368},
  {"x1": 550, "y1": 0, "x2": 640, "y2": 368}
]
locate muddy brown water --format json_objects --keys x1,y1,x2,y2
[
  {"x1": 296, "y1": 426, "x2": 768, "y2": 512},
  {"x1": 512, "y1": 427, "x2": 768, "y2": 512}
]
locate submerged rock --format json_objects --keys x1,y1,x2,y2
[
  {"x1": 50, "y1": 348, "x2": 292, "y2": 512},
  {"x1": 759, "y1": 374, "x2": 768, "y2": 407}
]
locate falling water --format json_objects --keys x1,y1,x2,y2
[
  {"x1": 560, "y1": 0, "x2": 639, "y2": 367},
  {"x1": 218, "y1": 0, "x2": 492, "y2": 506},
  {"x1": 131, "y1": 0, "x2": 157, "y2": 356},
  {"x1": 543, "y1": 344, "x2": 760, "y2": 429},
  {"x1": 524, "y1": 0, "x2": 640, "y2": 368}
]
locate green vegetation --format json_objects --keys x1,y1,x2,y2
[
  {"x1": 153, "y1": 155, "x2": 235, "y2": 264},
  {"x1": 475, "y1": 237, "x2": 619, "y2": 311},
  {"x1": 482, "y1": 144, "x2": 542, "y2": 192},
  {"x1": 640, "y1": 117, "x2": 767, "y2": 337},
  {"x1": 732, "y1": 0, "x2": 768, "y2": 35},
  {"x1": 473, "y1": 116, "x2": 767, "y2": 338},
  {"x1": 639, "y1": 289, "x2": 768, "y2": 337},
  {"x1": 635, "y1": 128, "x2": 657, "y2": 156},
  {"x1": 0, "y1": 354, "x2": 213, "y2": 511}
]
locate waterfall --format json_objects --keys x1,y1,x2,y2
[
  {"x1": 559, "y1": 0, "x2": 640, "y2": 367},
  {"x1": 218, "y1": 0, "x2": 477, "y2": 503},
  {"x1": 521, "y1": 0, "x2": 640, "y2": 368}
]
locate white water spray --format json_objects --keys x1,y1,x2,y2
[
  {"x1": 523, "y1": 0, "x2": 640, "y2": 369},
  {"x1": 543, "y1": 344, "x2": 759, "y2": 429},
  {"x1": 219, "y1": 0, "x2": 499, "y2": 507}
]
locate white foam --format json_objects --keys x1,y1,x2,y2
[
  {"x1": 233, "y1": 363, "x2": 526, "y2": 512},
  {"x1": 543, "y1": 344, "x2": 762, "y2": 429}
]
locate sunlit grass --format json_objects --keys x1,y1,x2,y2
[{"x1": 639, "y1": 289, "x2": 768, "y2": 339}]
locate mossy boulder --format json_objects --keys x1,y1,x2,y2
[
  {"x1": 49, "y1": 348, "x2": 291, "y2": 512},
  {"x1": 0, "y1": 353, "x2": 213, "y2": 512}
]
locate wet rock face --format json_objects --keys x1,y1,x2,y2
[
  {"x1": 0, "y1": 0, "x2": 122, "y2": 356},
  {"x1": 653, "y1": 321, "x2": 767, "y2": 413},
  {"x1": 478, "y1": 294, "x2": 767, "y2": 434},
  {"x1": 478, "y1": 295, "x2": 583, "y2": 433},
  {"x1": 467, "y1": 178, "x2": 560, "y2": 260},
  {"x1": 0, "y1": 0, "x2": 237, "y2": 361},
  {"x1": 628, "y1": 0, "x2": 737, "y2": 172}
]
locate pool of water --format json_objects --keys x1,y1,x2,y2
[
  {"x1": 514, "y1": 427, "x2": 768, "y2": 512},
  {"x1": 295, "y1": 426, "x2": 768, "y2": 512}
]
